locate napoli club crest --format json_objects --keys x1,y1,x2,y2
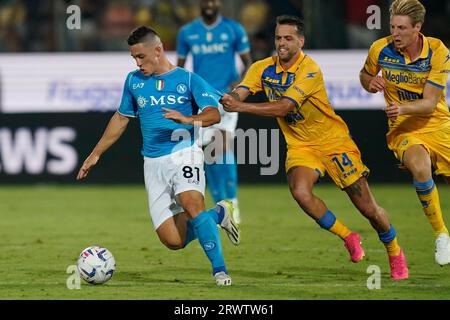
[{"x1": 177, "y1": 83, "x2": 187, "y2": 94}]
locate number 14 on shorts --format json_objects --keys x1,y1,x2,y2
[{"x1": 332, "y1": 153, "x2": 354, "y2": 172}]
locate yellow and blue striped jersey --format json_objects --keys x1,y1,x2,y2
[
  {"x1": 238, "y1": 51, "x2": 351, "y2": 149},
  {"x1": 364, "y1": 34, "x2": 450, "y2": 135}
]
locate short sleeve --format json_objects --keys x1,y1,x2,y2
[
  {"x1": 190, "y1": 73, "x2": 221, "y2": 110},
  {"x1": 176, "y1": 26, "x2": 190, "y2": 59},
  {"x1": 237, "y1": 60, "x2": 265, "y2": 94},
  {"x1": 282, "y1": 66, "x2": 323, "y2": 109},
  {"x1": 363, "y1": 42, "x2": 382, "y2": 76},
  {"x1": 117, "y1": 73, "x2": 137, "y2": 117},
  {"x1": 427, "y1": 42, "x2": 450, "y2": 89},
  {"x1": 232, "y1": 21, "x2": 250, "y2": 54}
]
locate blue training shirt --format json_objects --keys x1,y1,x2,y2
[
  {"x1": 177, "y1": 16, "x2": 250, "y2": 93},
  {"x1": 118, "y1": 67, "x2": 220, "y2": 158}
]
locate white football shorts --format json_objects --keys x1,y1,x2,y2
[{"x1": 143, "y1": 144, "x2": 205, "y2": 229}]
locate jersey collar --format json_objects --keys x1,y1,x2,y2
[
  {"x1": 275, "y1": 51, "x2": 305, "y2": 74},
  {"x1": 418, "y1": 33, "x2": 430, "y2": 59},
  {"x1": 398, "y1": 33, "x2": 429, "y2": 64},
  {"x1": 200, "y1": 15, "x2": 222, "y2": 30}
]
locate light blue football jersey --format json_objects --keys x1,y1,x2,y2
[
  {"x1": 118, "y1": 67, "x2": 220, "y2": 158},
  {"x1": 177, "y1": 16, "x2": 250, "y2": 93}
]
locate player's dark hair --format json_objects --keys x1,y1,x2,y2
[
  {"x1": 276, "y1": 15, "x2": 305, "y2": 36},
  {"x1": 127, "y1": 26, "x2": 160, "y2": 46}
]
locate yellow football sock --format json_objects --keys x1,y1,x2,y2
[
  {"x1": 415, "y1": 179, "x2": 449, "y2": 237},
  {"x1": 329, "y1": 220, "x2": 351, "y2": 239},
  {"x1": 384, "y1": 237, "x2": 401, "y2": 256}
]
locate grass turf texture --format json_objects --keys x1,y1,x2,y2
[{"x1": 0, "y1": 184, "x2": 449, "y2": 299}]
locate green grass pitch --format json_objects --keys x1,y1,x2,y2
[{"x1": 0, "y1": 183, "x2": 449, "y2": 299}]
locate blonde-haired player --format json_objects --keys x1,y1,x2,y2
[{"x1": 360, "y1": 0, "x2": 450, "y2": 266}]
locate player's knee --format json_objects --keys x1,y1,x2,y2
[
  {"x1": 290, "y1": 186, "x2": 313, "y2": 206},
  {"x1": 404, "y1": 157, "x2": 431, "y2": 179},
  {"x1": 184, "y1": 204, "x2": 204, "y2": 218},
  {"x1": 408, "y1": 163, "x2": 429, "y2": 178}
]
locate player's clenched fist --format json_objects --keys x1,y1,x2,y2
[{"x1": 220, "y1": 93, "x2": 240, "y2": 112}]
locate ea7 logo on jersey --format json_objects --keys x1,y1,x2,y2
[
  {"x1": 150, "y1": 95, "x2": 189, "y2": 106},
  {"x1": 132, "y1": 83, "x2": 144, "y2": 89}
]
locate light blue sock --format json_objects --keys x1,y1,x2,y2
[
  {"x1": 223, "y1": 152, "x2": 238, "y2": 200},
  {"x1": 191, "y1": 211, "x2": 227, "y2": 275},
  {"x1": 184, "y1": 219, "x2": 197, "y2": 247},
  {"x1": 205, "y1": 162, "x2": 226, "y2": 203},
  {"x1": 184, "y1": 208, "x2": 223, "y2": 248}
]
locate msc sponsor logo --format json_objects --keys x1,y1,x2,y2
[
  {"x1": 191, "y1": 43, "x2": 229, "y2": 55},
  {"x1": 384, "y1": 70, "x2": 427, "y2": 85},
  {"x1": 149, "y1": 95, "x2": 189, "y2": 106}
]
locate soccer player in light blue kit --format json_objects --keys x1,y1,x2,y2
[
  {"x1": 177, "y1": 0, "x2": 252, "y2": 224},
  {"x1": 77, "y1": 26, "x2": 240, "y2": 286}
]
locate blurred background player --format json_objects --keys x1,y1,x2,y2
[
  {"x1": 221, "y1": 15, "x2": 409, "y2": 280},
  {"x1": 77, "y1": 26, "x2": 240, "y2": 285},
  {"x1": 176, "y1": 0, "x2": 252, "y2": 225},
  {"x1": 360, "y1": 0, "x2": 450, "y2": 266}
]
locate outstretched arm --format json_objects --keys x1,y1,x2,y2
[
  {"x1": 220, "y1": 93, "x2": 295, "y2": 118},
  {"x1": 76, "y1": 112, "x2": 130, "y2": 180}
]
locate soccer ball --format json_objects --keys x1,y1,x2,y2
[{"x1": 77, "y1": 246, "x2": 116, "y2": 284}]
